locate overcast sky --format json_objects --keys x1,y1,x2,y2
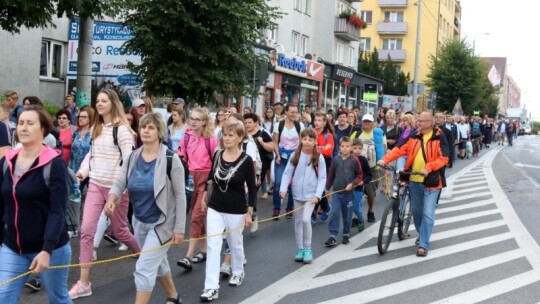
[{"x1": 459, "y1": 0, "x2": 538, "y2": 120}]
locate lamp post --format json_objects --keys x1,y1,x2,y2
[{"x1": 472, "y1": 32, "x2": 490, "y2": 55}]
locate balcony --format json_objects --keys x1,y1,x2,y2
[
  {"x1": 378, "y1": 49, "x2": 406, "y2": 62},
  {"x1": 377, "y1": 21, "x2": 408, "y2": 35},
  {"x1": 379, "y1": 0, "x2": 408, "y2": 8},
  {"x1": 334, "y1": 17, "x2": 360, "y2": 42}
]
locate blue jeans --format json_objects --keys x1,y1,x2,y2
[
  {"x1": 0, "y1": 243, "x2": 73, "y2": 304},
  {"x1": 273, "y1": 158, "x2": 293, "y2": 211},
  {"x1": 352, "y1": 190, "x2": 364, "y2": 222},
  {"x1": 408, "y1": 182, "x2": 441, "y2": 250},
  {"x1": 328, "y1": 192, "x2": 354, "y2": 237}
]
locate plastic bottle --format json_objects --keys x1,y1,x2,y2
[
  {"x1": 186, "y1": 176, "x2": 195, "y2": 193},
  {"x1": 70, "y1": 183, "x2": 82, "y2": 204}
]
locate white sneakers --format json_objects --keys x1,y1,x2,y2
[
  {"x1": 219, "y1": 263, "x2": 231, "y2": 277},
  {"x1": 228, "y1": 273, "x2": 244, "y2": 287},
  {"x1": 200, "y1": 289, "x2": 219, "y2": 302}
]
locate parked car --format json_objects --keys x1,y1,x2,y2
[{"x1": 524, "y1": 125, "x2": 532, "y2": 135}]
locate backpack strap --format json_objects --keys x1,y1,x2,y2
[
  {"x1": 183, "y1": 133, "x2": 191, "y2": 164},
  {"x1": 294, "y1": 121, "x2": 301, "y2": 135},
  {"x1": 2, "y1": 158, "x2": 8, "y2": 178},
  {"x1": 278, "y1": 120, "x2": 285, "y2": 145},
  {"x1": 166, "y1": 149, "x2": 174, "y2": 181},
  {"x1": 204, "y1": 138, "x2": 212, "y2": 161},
  {"x1": 112, "y1": 126, "x2": 124, "y2": 166}
]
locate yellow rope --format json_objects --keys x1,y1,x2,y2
[{"x1": 0, "y1": 174, "x2": 387, "y2": 287}]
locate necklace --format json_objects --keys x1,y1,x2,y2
[{"x1": 214, "y1": 153, "x2": 248, "y2": 193}]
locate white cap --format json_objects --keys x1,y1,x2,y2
[
  {"x1": 362, "y1": 114, "x2": 374, "y2": 122},
  {"x1": 132, "y1": 99, "x2": 145, "y2": 107}
]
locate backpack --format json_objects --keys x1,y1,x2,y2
[
  {"x1": 360, "y1": 137, "x2": 377, "y2": 168},
  {"x1": 277, "y1": 120, "x2": 301, "y2": 145},
  {"x1": 472, "y1": 122, "x2": 481, "y2": 137},
  {"x1": 241, "y1": 138, "x2": 262, "y2": 176}
]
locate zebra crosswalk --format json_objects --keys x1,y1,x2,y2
[{"x1": 242, "y1": 147, "x2": 540, "y2": 304}]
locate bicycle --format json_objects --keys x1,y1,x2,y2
[{"x1": 377, "y1": 164, "x2": 422, "y2": 255}]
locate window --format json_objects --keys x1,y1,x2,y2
[
  {"x1": 336, "y1": 42, "x2": 344, "y2": 63},
  {"x1": 360, "y1": 11, "x2": 373, "y2": 24},
  {"x1": 382, "y1": 38, "x2": 403, "y2": 50},
  {"x1": 40, "y1": 40, "x2": 64, "y2": 79},
  {"x1": 383, "y1": 11, "x2": 404, "y2": 22},
  {"x1": 301, "y1": 35, "x2": 309, "y2": 56},
  {"x1": 304, "y1": 0, "x2": 311, "y2": 15},
  {"x1": 265, "y1": 24, "x2": 278, "y2": 44},
  {"x1": 294, "y1": 0, "x2": 303, "y2": 11},
  {"x1": 348, "y1": 47, "x2": 356, "y2": 67},
  {"x1": 359, "y1": 38, "x2": 371, "y2": 51},
  {"x1": 292, "y1": 31, "x2": 300, "y2": 54}
]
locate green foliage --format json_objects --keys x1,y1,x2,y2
[
  {"x1": 1, "y1": 0, "x2": 127, "y2": 33},
  {"x1": 122, "y1": 0, "x2": 282, "y2": 105},
  {"x1": 42, "y1": 100, "x2": 61, "y2": 118},
  {"x1": 426, "y1": 39, "x2": 484, "y2": 115},
  {"x1": 533, "y1": 121, "x2": 540, "y2": 134},
  {"x1": 358, "y1": 49, "x2": 409, "y2": 96}
]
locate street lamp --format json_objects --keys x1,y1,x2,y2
[{"x1": 472, "y1": 32, "x2": 490, "y2": 55}]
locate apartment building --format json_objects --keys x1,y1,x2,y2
[
  {"x1": 262, "y1": 0, "x2": 383, "y2": 113},
  {"x1": 359, "y1": 0, "x2": 461, "y2": 110}
]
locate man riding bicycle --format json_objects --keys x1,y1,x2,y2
[{"x1": 377, "y1": 112, "x2": 449, "y2": 257}]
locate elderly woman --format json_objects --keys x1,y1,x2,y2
[
  {"x1": 106, "y1": 113, "x2": 187, "y2": 304},
  {"x1": 0, "y1": 106, "x2": 72, "y2": 303},
  {"x1": 200, "y1": 121, "x2": 256, "y2": 302}
]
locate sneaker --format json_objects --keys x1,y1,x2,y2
[
  {"x1": 260, "y1": 193, "x2": 268, "y2": 200},
  {"x1": 250, "y1": 214, "x2": 258, "y2": 233},
  {"x1": 357, "y1": 222, "x2": 365, "y2": 232},
  {"x1": 294, "y1": 249, "x2": 305, "y2": 262},
  {"x1": 103, "y1": 234, "x2": 119, "y2": 245},
  {"x1": 69, "y1": 280, "x2": 92, "y2": 299},
  {"x1": 243, "y1": 257, "x2": 248, "y2": 266},
  {"x1": 118, "y1": 243, "x2": 128, "y2": 251},
  {"x1": 272, "y1": 208, "x2": 280, "y2": 221},
  {"x1": 324, "y1": 237, "x2": 337, "y2": 247},
  {"x1": 342, "y1": 235, "x2": 350, "y2": 245},
  {"x1": 228, "y1": 273, "x2": 244, "y2": 287},
  {"x1": 303, "y1": 249, "x2": 313, "y2": 264},
  {"x1": 92, "y1": 250, "x2": 97, "y2": 261},
  {"x1": 25, "y1": 277, "x2": 42, "y2": 291},
  {"x1": 320, "y1": 211, "x2": 329, "y2": 222},
  {"x1": 285, "y1": 208, "x2": 293, "y2": 219},
  {"x1": 351, "y1": 217, "x2": 359, "y2": 227},
  {"x1": 219, "y1": 263, "x2": 231, "y2": 277},
  {"x1": 367, "y1": 212, "x2": 375, "y2": 222},
  {"x1": 200, "y1": 289, "x2": 219, "y2": 302}
]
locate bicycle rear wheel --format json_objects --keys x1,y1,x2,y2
[
  {"x1": 398, "y1": 187, "x2": 412, "y2": 240},
  {"x1": 377, "y1": 199, "x2": 398, "y2": 254}
]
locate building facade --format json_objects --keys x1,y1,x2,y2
[{"x1": 359, "y1": 0, "x2": 462, "y2": 110}]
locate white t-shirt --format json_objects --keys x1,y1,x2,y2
[
  {"x1": 273, "y1": 122, "x2": 305, "y2": 150},
  {"x1": 242, "y1": 138, "x2": 261, "y2": 176}
]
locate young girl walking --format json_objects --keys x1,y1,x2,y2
[{"x1": 279, "y1": 129, "x2": 326, "y2": 264}]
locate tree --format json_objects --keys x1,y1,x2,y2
[
  {"x1": 358, "y1": 50, "x2": 409, "y2": 96},
  {"x1": 0, "y1": 0, "x2": 126, "y2": 33},
  {"x1": 426, "y1": 39, "x2": 484, "y2": 115},
  {"x1": 123, "y1": 0, "x2": 282, "y2": 104}
]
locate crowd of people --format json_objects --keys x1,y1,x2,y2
[{"x1": 0, "y1": 89, "x2": 515, "y2": 303}]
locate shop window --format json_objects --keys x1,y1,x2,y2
[{"x1": 40, "y1": 40, "x2": 64, "y2": 79}]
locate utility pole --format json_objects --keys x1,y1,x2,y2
[
  {"x1": 75, "y1": 17, "x2": 94, "y2": 107},
  {"x1": 412, "y1": 0, "x2": 422, "y2": 113}
]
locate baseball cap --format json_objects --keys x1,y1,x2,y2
[
  {"x1": 132, "y1": 99, "x2": 145, "y2": 107},
  {"x1": 173, "y1": 98, "x2": 185, "y2": 104},
  {"x1": 362, "y1": 114, "x2": 375, "y2": 122}
]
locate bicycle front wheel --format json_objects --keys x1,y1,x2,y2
[
  {"x1": 377, "y1": 198, "x2": 398, "y2": 254},
  {"x1": 398, "y1": 187, "x2": 412, "y2": 240}
]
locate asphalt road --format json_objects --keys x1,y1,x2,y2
[{"x1": 17, "y1": 135, "x2": 540, "y2": 303}]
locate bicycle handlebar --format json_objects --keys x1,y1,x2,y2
[{"x1": 377, "y1": 163, "x2": 423, "y2": 176}]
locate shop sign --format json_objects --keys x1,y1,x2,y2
[
  {"x1": 332, "y1": 65, "x2": 355, "y2": 82},
  {"x1": 270, "y1": 52, "x2": 324, "y2": 81}
]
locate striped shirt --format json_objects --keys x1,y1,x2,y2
[{"x1": 78, "y1": 123, "x2": 134, "y2": 187}]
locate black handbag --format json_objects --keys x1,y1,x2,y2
[{"x1": 420, "y1": 140, "x2": 440, "y2": 187}]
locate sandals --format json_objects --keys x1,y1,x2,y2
[
  {"x1": 176, "y1": 257, "x2": 193, "y2": 270},
  {"x1": 165, "y1": 295, "x2": 182, "y2": 304},
  {"x1": 416, "y1": 247, "x2": 428, "y2": 257},
  {"x1": 192, "y1": 251, "x2": 207, "y2": 263}
]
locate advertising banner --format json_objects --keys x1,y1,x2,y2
[{"x1": 66, "y1": 20, "x2": 142, "y2": 105}]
